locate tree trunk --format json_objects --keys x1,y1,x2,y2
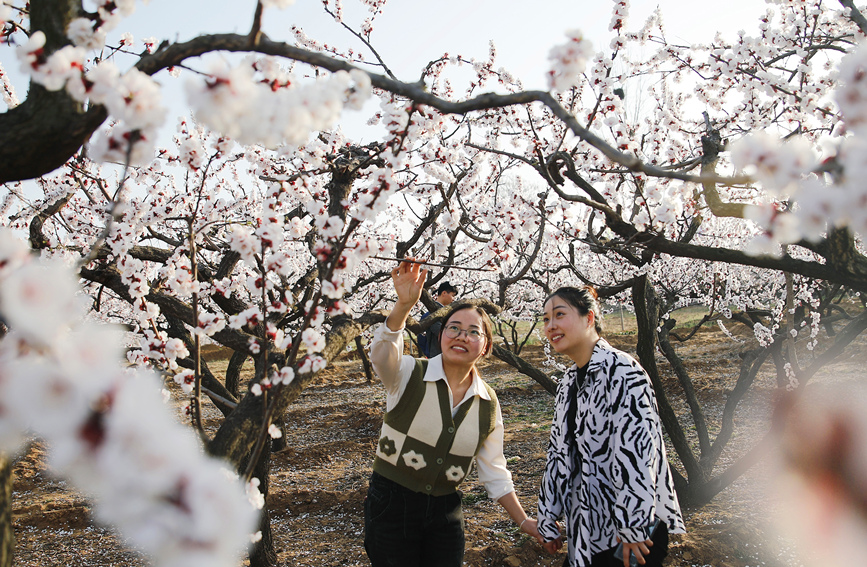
[
  {"x1": 631, "y1": 276, "x2": 706, "y2": 500},
  {"x1": 226, "y1": 350, "x2": 248, "y2": 398},
  {"x1": 492, "y1": 344, "x2": 558, "y2": 395},
  {"x1": 657, "y1": 320, "x2": 711, "y2": 458},
  {"x1": 0, "y1": 454, "x2": 13, "y2": 567},
  {"x1": 355, "y1": 336, "x2": 375, "y2": 383},
  {"x1": 0, "y1": 0, "x2": 109, "y2": 183},
  {"x1": 246, "y1": 444, "x2": 278, "y2": 567}
]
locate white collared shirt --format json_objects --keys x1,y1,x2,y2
[{"x1": 370, "y1": 323, "x2": 514, "y2": 500}]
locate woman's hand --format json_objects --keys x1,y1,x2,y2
[
  {"x1": 619, "y1": 538, "x2": 653, "y2": 566},
  {"x1": 385, "y1": 258, "x2": 427, "y2": 332},
  {"x1": 542, "y1": 537, "x2": 563, "y2": 554},
  {"x1": 519, "y1": 517, "x2": 545, "y2": 545},
  {"x1": 538, "y1": 518, "x2": 563, "y2": 554},
  {"x1": 391, "y1": 258, "x2": 427, "y2": 306}
]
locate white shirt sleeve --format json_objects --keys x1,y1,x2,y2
[
  {"x1": 369, "y1": 322, "x2": 416, "y2": 411},
  {"x1": 475, "y1": 402, "x2": 515, "y2": 501}
]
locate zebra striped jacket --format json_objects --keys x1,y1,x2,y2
[{"x1": 537, "y1": 338, "x2": 685, "y2": 567}]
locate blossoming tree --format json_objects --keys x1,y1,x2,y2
[{"x1": 4, "y1": 0, "x2": 867, "y2": 565}]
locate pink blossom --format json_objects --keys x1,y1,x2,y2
[
  {"x1": 301, "y1": 328, "x2": 326, "y2": 353},
  {"x1": 178, "y1": 137, "x2": 206, "y2": 170},
  {"x1": 164, "y1": 338, "x2": 190, "y2": 363},
  {"x1": 321, "y1": 279, "x2": 344, "y2": 299},
  {"x1": 89, "y1": 123, "x2": 157, "y2": 166},
  {"x1": 287, "y1": 217, "x2": 310, "y2": 239},
  {"x1": 546, "y1": 30, "x2": 594, "y2": 92},
  {"x1": 105, "y1": 68, "x2": 166, "y2": 131},
  {"x1": 228, "y1": 225, "x2": 258, "y2": 265},
  {"x1": 133, "y1": 298, "x2": 160, "y2": 323},
  {"x1": 432, "y1": 232, "x2": 451, "y2": 257},
  {"x1": 82, "y1": 61, "x2": 121, "y2": 105},
  {"x1": 257, "y1": 223, "x2": 285, "y2": 250},
  {"x1": 173, "y1": 369, "x2": 195, "y2": 394},
  {"x1": 310, "y1": 355, "x2": 327, "y2": 372},
  {"x1": 197, "y1": 312, "x2": 227, "y2": 337},
  {"x1": 346, "y1": 69, "x2": 372, "y2": 110},
  {"x1": 267, "y1": 424, "x2": 282, "y2": 439},
  {"x1": 0, "y1": 259, "x2": 83, "y2": 344},
  {"x1": 730, "y1": 132, "x2": 816, "y2": 195},
  {"x1": 837, "y1": 42, "x2": 867, "y2": 132},
  {"x1": 229, "y1": 307, "x2": 262, "y2": 330},
  {"x1": 16, "y1": 32, "x2": 47, "y2": 74},
  {"x1": 67, "y1": 18, "x2": 106, "y2": 49},
  {"x1": 246, "y1": 478, "x2": 265, "y2": 510},
  {"x1": 278, "y1": 366, "x2": 295, "y2": 385},
  {"x1": 17, "y1": 34, "x2": 86, "y2": 92},
  {"x1": 0, "y1": 229, "x2": 30, "y2": 278}
]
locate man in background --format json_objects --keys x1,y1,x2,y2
[{"x1": 418, "y1": 281, "x2": 458, "y2": 357}]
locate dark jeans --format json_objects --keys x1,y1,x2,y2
[
  {"x1": 364, "y1": 472, "x2": 464, "y2": 567},
  {"x1": 581, "y1": 522, "x2": 669, "y2": 567}
]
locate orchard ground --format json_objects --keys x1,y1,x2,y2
[{"x1": 13, "y1": 310, "x2": 856, "y2": 567}]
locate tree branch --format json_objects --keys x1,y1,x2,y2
[{"x1": 839, "y1": 0, "x2": 867, "y2": 35}]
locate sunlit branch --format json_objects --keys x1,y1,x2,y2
[
  {"x1": 370, "y1": 255, "x2": 497, "y2": 272},
  {"x1": 134, "y1": 33, "x2": 755, "y2": 187}
]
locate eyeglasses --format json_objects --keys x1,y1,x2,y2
[{"x1": 443, "y1": 324, "x2": 484, "y2": 343}]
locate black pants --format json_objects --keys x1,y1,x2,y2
[
  {"x1": 364, "y1": 472, "x2": 464, "y2": 567},
  {"x1": 566, "y1": 522, "x2": 669, "y2": 567}
]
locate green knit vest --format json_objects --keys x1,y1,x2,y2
[{"x1": 372, "y1": 358, "x2": 498, "y2": 496}]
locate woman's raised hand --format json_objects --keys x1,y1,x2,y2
[
  {"x1": 385, "y1": 259, "x2": 428, "y2": 332},
  {"x1": 391, "y1": 258, "x2": 427, "y2": 307}
]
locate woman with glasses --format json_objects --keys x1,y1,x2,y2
[
  {"x1": 364, "y1": 259, "x2": 542, "y2": 567},
  {"x1": 537, "y1": 286, "x2": 684, "y2": 567}
]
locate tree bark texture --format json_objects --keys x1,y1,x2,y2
[
  {"x1": 245, "y1": 444, "x2": 278, "y2": 567},
  {"x1": 657, "y1": 321, "x2": 711, "y2": 459},
  {"x1": 0, "y1": 0, "x2": 110, "y2": 183},
  {"x1": 631, "y1": 276, "x2": 706, "y2": 498},
  {"x1": 0, "y1": 455, "x2": 13, "y2": 567},
  {"x1": 492, "y1": 345, "x2": 557, "y2": 395},
  {"x1": 355, "y1": 336, "x2": 375, "y2": 383},
  {"x1": 226, "y1": 350, "x2": 249, "y2": 398}
]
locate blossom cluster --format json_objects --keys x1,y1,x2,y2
[
  {"x1": 186, "y1": 59, "x2": 371, "y2": 148},
  {"x1": 0, "y1": 229, "x2": 257, "y2": 567},
  {"x1": 727, "y1": 38, "x2": 867, "y2": 252},
  {"x1": 546, "y1": 29, "x2": 594, "y2": 92},
  {"x1": 16, "y1": 30, "x2": 166, "y2": 165},
  {"x1": 66, "y1": 0, "x2": 137, "y2": 50}
]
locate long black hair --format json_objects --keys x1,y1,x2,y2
[{"x1": 544, "y1": 286, "x2": 604, "y2": 336}]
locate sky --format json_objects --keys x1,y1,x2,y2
[{"x1": 1, "y1": 0, "x2": 769, "y2": 145}]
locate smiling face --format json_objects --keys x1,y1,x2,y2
[
  {"x1": 439, "y1": 307, "x2": 490, "y2": 366},
  {"x1": 543, "y1": 296, "x2": 598, "y2": 364}
]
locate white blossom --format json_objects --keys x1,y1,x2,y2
[{"x1": 546, "y1": 30, "x2": 594, "y2": 92}]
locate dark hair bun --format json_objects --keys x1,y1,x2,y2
[{"x1": 585, "y1": 286, "x2": 599, "y2": 300}]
